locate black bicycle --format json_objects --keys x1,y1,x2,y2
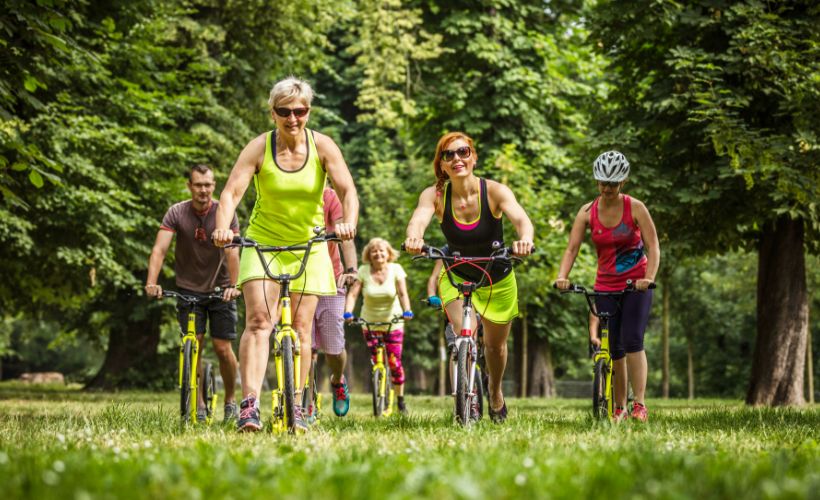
[{"x1": 407, "y1": 242, "x2": 521, "y2": 425}]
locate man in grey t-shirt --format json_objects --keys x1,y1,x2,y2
[{"x1": 145, "y1": 164, "x2": 242, "y2": 423}]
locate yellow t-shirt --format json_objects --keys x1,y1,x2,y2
[{"x1": 358, "y1": 263, "x2": 406, "y2": 331}]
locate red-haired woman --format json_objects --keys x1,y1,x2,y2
[{"x1": 404, "y1": 132, "x2": 534, "y2": 423}]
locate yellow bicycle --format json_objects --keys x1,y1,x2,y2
[
  {"x1": 351, "y1": 316, "x2": 402, "y2": 418},
  {"x1": 229, "y1": 228, "x2": 339, "y2": 433},
  {"x1": 161, "y1": 289, "x2": 225, "y2": 425}
]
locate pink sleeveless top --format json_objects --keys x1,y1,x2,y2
[{"x1": 590, "y1": 194, "x2": 647, "y2": 291}]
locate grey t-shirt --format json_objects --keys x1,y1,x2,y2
[{"x1": 160, "y1": 200, "x2": 240, "y2": 293}]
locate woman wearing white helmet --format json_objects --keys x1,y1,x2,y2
[{"x1": 554, "y1": 151, "x2": 660, "y2": 422}]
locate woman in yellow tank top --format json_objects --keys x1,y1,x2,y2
[{"x1": 212, "y1": 77, "x2": 358, "y2": 432}]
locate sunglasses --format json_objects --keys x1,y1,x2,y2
[
  {"x1": 598, "y1": 180, "x2": 621, "y2": 188},
  {"x1": 440, "y1": 146, "x2": 472, "y2": 162},
  {"x1": 274, "y1": 107, "x2": 310, "y2": 118}
]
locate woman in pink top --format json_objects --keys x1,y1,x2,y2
[{"x1": 554, "y1": 151, "x2": 660, "y2": 422}]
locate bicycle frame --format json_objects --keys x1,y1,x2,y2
[
  {"x1": 354, "y1": 317, "x2": 402, "y2": 417},
  {"x1": 228, "y1": 228, "x2": 339, "y2": 433}
]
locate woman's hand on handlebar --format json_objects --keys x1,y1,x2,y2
[
  {"x1": 634, "y1": 278, "x2": 655, "y2": 291},
  {"x1": 553, "y1": 278, "x2": 571, "y2": 290},
  {"x1": 335, "y1": 222, "x2": 357, "y2": 241},
  {"x1": 403, "y1": 237, "x2": 425, "y2": 255},
  {"x1": 211, "y1": 228, "x2": 234, "y2": 247},
  {"x1": 511, "y1": 239, "x2": 534, "y2": 257},
  {"x1": 343, "y1": 311, "x2": 355, "y2": 323}
]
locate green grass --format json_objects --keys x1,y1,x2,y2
[{"x1": 1, "y1": 384, "x2": 818, "y2": 499}]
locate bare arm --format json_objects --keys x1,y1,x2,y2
[
  {"x1": 632, "y1": 199, "x2": 660, "y2": 291},
  {"x1": 396, "y1": 276, "x2": 412, "y2": 314},
  {"x1": 222, "y1": 247, "x2": 241, "y2": 301},
  {"x1": 490, "y1": 181, "x2": 535, "y2": 256},
  {"x1": 344, "y1": 278, "x2": 362, "y2": 318},
  {"x1": 212, "y1": 134, "x2": 265, "y2": 246},
  {"x1": 145, "y1": 230, "x2": 174, "y2": 298},
  {"x1": 427, "y1": 259, "x2": 443, "y2": 297},
  {"x1": 317, "y1": 133, "x2": 358, "y2": 240},
  {"x1": 335, "y1": 215, "x2": 359, "y2": 288},
  {"x1": 554, "y1": 204, "x2": 591, "y2": 289},
  {"x1": 403, "y1": 186, "x2": 438, "y2": 254}
]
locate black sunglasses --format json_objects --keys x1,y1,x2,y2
[
  {"x1": 598, "y1": 180, "x2": 621, "y2": 188},
  {"x1": 274, "y1": 107, "x2": 310, "y2": 118},
  {"x1": 440, "y1": 146, "x2": 472, "y2": 162}
]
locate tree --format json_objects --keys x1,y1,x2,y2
[{"x1": 590, "y1": 0, "x2": 820, "y2": 405}]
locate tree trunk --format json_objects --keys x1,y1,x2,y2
[
  {"x1": 687, "y1": 336, "x2": 694, "y2": 400},
  {"x1": 528, "y1": 333, "x2": 556, "y2": 398},
  {"x1": 520, "y1": 310, "x2": 528, "y2": 398},
  {"x1": 807, "y1": 325, "x2": 814, "y2": 404},
  {"x1": 86, "y1": 291, "x2": 163, "y2": 390},
  {"x1": 662, "y1": 272, "x2": 670, "y2": 399},
  {"x1": 746, "y1": 216, "x2": 808, "y2": 406}
]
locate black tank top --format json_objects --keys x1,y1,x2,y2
[{"x1": 440, "y1": 178, "x2": 511, "y2": 284}]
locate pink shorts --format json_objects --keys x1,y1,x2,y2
[{"x1": 311, "y1": 289, "x2": 346, "y2": 355}]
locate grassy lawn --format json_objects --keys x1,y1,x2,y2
[{"x1": 0, "y1": 384, "x2": 818, "y2": 499}]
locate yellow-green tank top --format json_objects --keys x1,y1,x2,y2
[{"x1": 246, "y1": 129, "x2": 326, "y2": 245}]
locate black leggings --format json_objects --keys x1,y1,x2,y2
[{"x1": 595, "y1": 290, "x2": 653, "y2": 360}]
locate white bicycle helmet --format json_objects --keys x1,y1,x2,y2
[{"x1": 593, "y1": 151, "x2": 630, "y2": 182}]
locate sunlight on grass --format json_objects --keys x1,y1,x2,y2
[{"x1": 0, "y1": 385, "x2": 818, "y2": 499}]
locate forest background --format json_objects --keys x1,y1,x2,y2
[{"x1": 1, "y1": 0, "x2": 818, "y2": 406}]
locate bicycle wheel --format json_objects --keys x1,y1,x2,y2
[
  {"x1": 455, "y1": 345, "x2": 470, "y2": 425},
  {"x1": 474, "y1": 364, "x2": 485, "y2": 421},
  {"x1": 203, "y1": 362, "x2": 216, "y2": 420},
  {"x1": 371, "y1": 368, "x2": 383, "y2": 417},
  {"x1": 180, "y1": 339, "x2": 193, "y2": 424},
  {"x1": 384, "y1": 363, "x2": 394, "y2": 415},
  {"x1": 281, "y1": 335, "x2": 296, "y2": 433},
  {"x1": 592, "y1": 358, "x2": 609, "y2": 419}
]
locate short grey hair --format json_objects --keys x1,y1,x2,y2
[{"x1": 268, "y1": 76, "x2": 314, "y2": 111}]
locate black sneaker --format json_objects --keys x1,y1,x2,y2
[
  {"x1": 223, "y1": 402, "x2": 238, "y2": 424},
  {"x1": 237, "y1": 395, "x2": 262, "y2": 432},
  {"x1": 488, "y1": 399, "x2": 507, "y2": 424}
]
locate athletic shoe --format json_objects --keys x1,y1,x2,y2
[
  {"x1": 613, "y1": 407, "x2": 628, "y2": 422},
  {"x1": 223, "y1": 402, "x2": 238, "y2": 424},
  {"x1": 397, "y1": 396, "x2": 407, "y2": 415},
  {"x1": 331, "y1": 376, "x2": 350, "y2": 417},
  {"x1": 292, "y1": 404, "x2": 309, "y2": 433},
  {"x1": 196, "y1": 408, "x2": 207, "y2": 423},
  {"x1": 631, "y1": 402, "x2": 648, "y2": 422},
  {"x1": 237, "y1": 395, "x2": 262, "y2": 432},
  {"x1": 488, "y1": 400, "x2": 507, "y2": 424}
]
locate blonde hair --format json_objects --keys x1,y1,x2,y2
[
  {"x1": 268, "y1": 76, "x2": 314, "y2": 112},
  {"x1": 362, "y1": 238, "x2": 399, "y2": 264}
]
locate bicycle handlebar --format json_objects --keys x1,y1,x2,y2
[
  {"x1": 554, "y1": 280, "x2": 656, "y2": 318},
  {"x1": 225, "y1": 227, "x2": 340, "y2": 282},
  {"x1": 401, "y1": 242, "x2": 528, "y2": 290},
  {"x1": 161, "y1": 289, "x2": 228, "y2": 304}
]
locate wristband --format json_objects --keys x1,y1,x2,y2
[
  {"x1": 427, "y1": 295, "x2": 442, "y2": 308},
  {"x1": 346, "y1": 267, "x2": 358, "y2": 274},
  {"x1": 343, "y1": 312, "x2": 354, "y2": 320},
  {"x1": 403, "y1": 310, "x2": 414, "y2": 319}
]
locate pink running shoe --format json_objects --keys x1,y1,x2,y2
[
  {"x1": 613, "y1": 407, "x2": 629, "y2": 422},
  {"x1": 631, "y1": 402, "x2": 648, "y2": 422}
]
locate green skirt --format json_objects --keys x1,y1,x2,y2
[
  {"x1": 238, "y1": 241, "x2": 337, "y2": 296},
  {"x1": 438, "y1": 269, "x2": 519, "y2": 324}
]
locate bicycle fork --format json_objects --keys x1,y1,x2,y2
[
  {"x1": 373, "y1": 345, "x2": 395, "y2": 416},
  {"x1": 179, "y1": 312, "x2": 200, "y2": 423}
]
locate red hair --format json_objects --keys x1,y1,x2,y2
[{"x1": 432, "y1": 132, "x2": 477, "y2": 211}]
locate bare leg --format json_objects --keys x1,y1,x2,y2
[
  {"x1": 626, "y1": 350, "x2": 647, "y2": 405},
  {"x1": 212, "y1": 338, "x2": 238, "y2": 403},
  {"x1": 291, "y1": 293, "x2": 320, "y2": 395},
  {"x1": 326, "y1": 350, "x2": 347, "y2": 384},
  {"x1": 240, "y1": 279, "x2": 280, "y2": 399},
  {"x1": 482, "y1": 318, "x2": 512, "y2": 411},
  {"x1": 613, "y1": 357, "x2": 628, "y2": 408}
]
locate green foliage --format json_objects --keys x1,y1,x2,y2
[{"x1": 0, "y1": 389, "x2": 818, "y2": 498}]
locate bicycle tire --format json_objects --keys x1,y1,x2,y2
[
  {"x1": 384, "y1": 363, "x2": 393, "y2": 414},
  {"x1": 371, "y1": 368, "x2": 383, "y2": 417},
  {"x1": 180, "y1": 339, "x2": 193, "y2": 424},
  {"x1": 592, "y1": 358, "x2": 609, "y2": 419},
  {"x1": 281, "y1": 335, "x2": 296, "y2": 433},
  {"x1": 474, "y1": 365, "x2": 485, "y2": 421},
  {"x1": 455, "y1": 345, "x2": 470, "y2": 425},
  {"x1": 203, "y1": 362, "x2": 215, "y2": 419}
]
